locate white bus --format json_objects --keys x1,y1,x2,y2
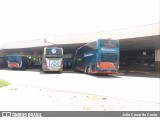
[{"x1": 42, "y1": 47, "x2": 63, "y2": 72}]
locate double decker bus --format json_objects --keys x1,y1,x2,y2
[
  {"x1": 73, "y1": 38, "x2": 120, "y2": 74},
  {"x1": 7, "y1": 55, "x2": 28, "y2": 70},
  {"x1": 42, "y1": 47, "x2": 63, "y2": 72}
]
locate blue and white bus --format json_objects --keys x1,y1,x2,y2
[{"x1": 73, "y1": 38, "x2": 120, "y2": 74}]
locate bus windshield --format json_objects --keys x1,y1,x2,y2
[
  {"x1": 8, "y1": 56, "x2": 22, "y2": 61},
  {"x1": 45, "y1": 48, "x2": 63, "y2": 58},
  {"x1": 46, "y1": 48, "x2": 62, "y2": 55},
  {"x1": 100, "y1": 39, "x2": 119, "y2": 48}
]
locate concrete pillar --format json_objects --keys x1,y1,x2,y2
[{"x1": 155, "y1": 49, "x2": 160, "y2": 71}]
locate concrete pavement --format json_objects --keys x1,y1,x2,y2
[
  {"x1": 0, "y1": 84, "x2": 159, "y2": 111},
  {"x1": 0, "y1": 69, "x2": 159, "y2": 103}
]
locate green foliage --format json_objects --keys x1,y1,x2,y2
[{"x1": 0, "y1": 79, "x2": 11, "y2": 88}]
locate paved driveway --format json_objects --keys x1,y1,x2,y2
[{"x1": 0, "y1": 69, "x2": 159, "y2": 103}]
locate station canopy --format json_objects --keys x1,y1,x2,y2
[{"x1": 1, "y1": 23, "x2": 159, "y2": 51}]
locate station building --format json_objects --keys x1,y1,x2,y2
[{"x1": 0, "y1": 23, "x2": 160, "y2": 71}]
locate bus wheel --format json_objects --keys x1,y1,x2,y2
[
  {"x1": 84, "y1": 67, "x2": 87, "y2": 74},
  {"x1": 85, "y1": 67, "x2": 89, "y2": 74},
  {"x1": 88, "y1": 67, "x2": 91, "y2": 74},
  {"x1": 22, "y1": 67, "x2": 26, "y2": 70}
]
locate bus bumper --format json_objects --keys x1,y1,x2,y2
[
  {"x1": 89, "y1": 70, "x2": 118, "y2": 74},
  {"x1": 43, "y1": 67, "x2": 63, "y2": 72}
]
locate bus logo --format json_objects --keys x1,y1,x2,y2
[
  {"x1": 84, "y1": 53, "x2": 94, "y2": 57},
  {"x1": 51, "y1": 49, "x2": 56, "y2": 54}
]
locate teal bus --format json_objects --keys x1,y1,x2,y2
[
  {"x1": 7, "y1": 55, "x2": 29, "y2": 70},
  {"x1": 73, "y1": 38, "x2": 120, "y2": 74},
  {"x1": 42, "y1": 47, "x2": 63, "y2": 72}
]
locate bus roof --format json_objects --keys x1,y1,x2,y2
[{"x1": 76, "y1": 38, "x2": 118, "y2": 51}]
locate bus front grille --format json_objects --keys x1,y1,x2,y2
[{"x1": 101, "y1": 53, "x2": 118, "y2": 62}]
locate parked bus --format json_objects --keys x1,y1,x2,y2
[
  {"x1": 7, "y1": 55, "x2": 28, "y2": 70},
  {"x1": 42, "y1": 47, "x2": 63, "y2": 72},
  {"x1": 73, "y1": 38, "x2": 120, "y2": 74}
]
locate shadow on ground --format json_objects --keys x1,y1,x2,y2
[
  {"x1": 88, "y1": 74, "x2": 121, "y2": 79},
  {"x1": 1, "y1": 68, "x2": 159, "y2": 78},
  {"x1": 120, "y1": 71, "x2": 160, "y2": 78}
]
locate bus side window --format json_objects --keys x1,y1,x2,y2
[{"x1": 83, "y1": 41, "x2": 97, "y2": 54}]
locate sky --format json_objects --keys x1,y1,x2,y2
[{"x1": 0, "y1": 0, "x2": 159, "y2": 44}]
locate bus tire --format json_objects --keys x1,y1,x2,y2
[
  {"x1": 84, "y1": 67, "x2": 87, "y2": 74},
  {"x1": 85, "y1": 66, "x2": 89, "y2": 74},
  {"x1": 88, "y1": 66, "x2": 91, "y2": 75},
  {"x1": 22, "y1": 67, "x2": 26, "y2": 70}
]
